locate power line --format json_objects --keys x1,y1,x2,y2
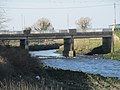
[
  {"x1": 0, "y1": 4, "x2": 119, "y2": 10},
  {"x1": 28, "y1": 0, "x2": 120, "y2": 4}
]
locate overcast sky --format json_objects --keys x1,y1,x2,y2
[{"x1": 0, "y1": 0, "x2": 120, "y2": 31}]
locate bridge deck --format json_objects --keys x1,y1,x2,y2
[{"x1": 0, "y1": 31, "x2": 113, "y2": 40}]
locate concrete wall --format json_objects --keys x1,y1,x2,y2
[
  {"x1": 20, "y1": 39, "x2": 25, "y2": 49},
  {"x1": 102, "y1": 37, "x2": 112, "y2": 53},
  {"x1": 20, "y1": 39, "x2": 29, "y2": 50},
  {"x1": 63, "y1": 37, "x2": 75, "y2": 57}
]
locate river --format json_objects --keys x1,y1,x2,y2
[{"x1": 30, "y1": 49, "x2": 120, "y2": 79}]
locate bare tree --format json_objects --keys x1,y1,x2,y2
[
  {"x1": 23, "y1": 27, "x2": 32, "y2": 34},
  {"x1": 32, "y1": 18, "x2": 54, "y2": 33},
  {"x1": 0, "y1": 9, "x2": 8, "y2": 30},
  {"x1": 0, "y1": 8, "x2": 10, "y2": 47},
  {"x1": 75, "y1": 17, "x2": 91, "y2": 31}
]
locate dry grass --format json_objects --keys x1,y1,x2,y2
[
  {"x1": 0, "y1": 47, "x2": 42, "y2": 80},
  {"x1": 0, "y1": 79, "x2": 40, "y2": 90},
  {"x1": 58, "y1": 38, "x2": 102, "y2": 54},
  {"x1": 0, "y1": 47, "x2": 64, "y2": 90},
  {"x1": 0, "y1": 79, "x2": 64, "y2": 90},
  {"x1": 74, "y1": 38, "x2": 102, "y2": 54}
]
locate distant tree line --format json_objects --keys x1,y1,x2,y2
[{"x1": 24, "y1": 17, "x2": 91, "y2": 33}]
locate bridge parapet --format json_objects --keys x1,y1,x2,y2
[
  {"x1": 0, "y1": 30, "x2": 113, "y2": 40},
  {"x1": 0, "y1": 28, "x2": 112, "y2": 35},
  {"x1": 76, "y1": 28, "x2": 112, "y2": 32}
]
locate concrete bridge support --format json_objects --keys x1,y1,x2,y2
[
  {"x1": 20, "y1": 39, "x2": 29, "y2": 50},
  {"x1": 19, "y1": 29, "x2": 31, "y2": 50},
  {"x1": 63, "y1": 36, "x2": 76, "y2": 57},
  {"x1": 102, "y1": 37, "x2": 112, "y2": 53}
]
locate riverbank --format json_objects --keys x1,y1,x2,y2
[
  {"x1": 0, "y1": 47, "x2": 42, "y2": 80},
  {"x1": 101, "y1": 29, "x2": 120, "y2": 60},
  {"x1": 58, "y1": 30, "x2": 120, "y2": 60},
  {"x1": 29, "y1": 43, "x2": 63, "y2": 51},
  {"x1": 0, "y1": 47, "x2": 59, "y2": 89},
  {"x1": 45, "y1": 68, "x2": 120, "y2": 90},
  {"x1": 1, "y1": 47, "x2": 120, "y2": 90}
]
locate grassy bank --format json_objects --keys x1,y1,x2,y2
[
  {"x1": 29, "y1": 43, "x2": 63, "y2": 51},
  {"x1": 0, "y1": 47, "x2": 40, "y2": 89},
  {"x1": 0, "y1": 47, "x2": 120, "y2": 89},
  {"x1": 0, "y1": 47, "x2": 63, "y2": 90},
  {"x1": 58, "y1": 29, "x2": 120, "y2": 60},
  {"x1": 58, "y1": 38, "x2": 102, "y2": 54},
  {"x1": 102, "y1": 29, "x2": 120, "y2": 60},
  {"x1": 46, "y1": 68, "x2": 120, "y2": 90},
  {"x1": 0, "y1": 47, "x2": 44, "y2": 76}
]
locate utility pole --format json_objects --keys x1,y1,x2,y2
[
  {"x1": 112, "y1": 1, "x2": 116, "y2": 56},
  {"x1": 21, "y1": 14, "x2": 23, "y2": 30},
  {"x1": 23, "y1": 16, "x2": 26, "y2": 29},
  {"x1": 114, "y1": 2, "x2": 116, "y2": 29},
  {"x1": 21, "y1": 15, "x2": 26, "y2": 30},
  {"x1": 67, "y1": 14, "x2": 69, "y2": 30},
  {"x1": 13, "y1": 27, "x2": 14, "y2": 31}
]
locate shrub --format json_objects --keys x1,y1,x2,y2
[{"x1": 0, "y1": 47, "x2": 42, "y2": 79}]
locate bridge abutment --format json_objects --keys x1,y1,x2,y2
[
  {"x1": 102, "y1": 37, "x2": 112, "y2": 53},
  {"x1": 63, "y1": 37, "x2": 76, "y2": 57}
]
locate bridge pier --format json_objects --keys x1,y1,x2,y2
[
  {"x1": 102, "y1": 37, "x2": 112, "y2": 53},
  {"x1": 20, "y1": 39, "x2": 29, "y2": 50},
  {"x1": 63, "y1": 36, "x2": 76, "y2": 57},
  {"x1": 19, "y1": 28, "x2": 31, "y2": 50}
]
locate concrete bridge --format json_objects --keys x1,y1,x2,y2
[{"x1": 0, "y1": 29, "x2": 113, "y2": 57}]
